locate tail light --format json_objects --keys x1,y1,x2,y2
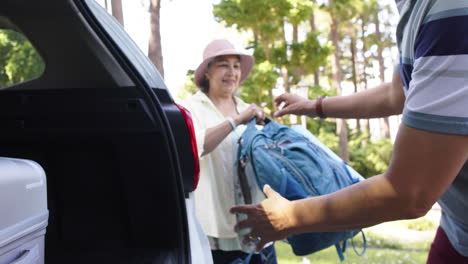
[{"x1": 175, "y1": 103, "x2": 200, "y2": 190}]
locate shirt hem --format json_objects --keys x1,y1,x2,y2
[{"x1": 403, "y1": 110, "x2": 468, "y2": 135}]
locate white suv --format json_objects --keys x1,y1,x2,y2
[{"x1": 0, "y1": 0, "x2": 212, "y2": 263}]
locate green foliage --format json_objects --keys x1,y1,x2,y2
[
  {"x1": 348, "y1": 132, "x2": 393, "y2": 178},
  {"x1": 213, "y1": 0, "x2": 289, "y2": 39},
  {"x1": 286, "y1": 0, "x2": 314, "y2": 26},
  {"x1": 324, "y1": 0, "x2": 362, "y2": 22},
  {"x1": 289, "y1": 33, "x2": 332, "y2": 84},
  {"x1": 213, "y1": 0, "x2": 330, "y2": 90},
  {"x1": 316, "y1": 125, "x2": 339, "y2": 153},
  {"x1": 269, "y1": 43, "x2": 288, "y2": 66},
  {"x1": 0, "y1": 29, "x2": 45, "y2": 88},
  {"x1": 239, "y1": 61, "x2": 279, "y2": 114},
  {"x1": 308, "y1": 84, "x2": 337, "y2": 99},
  {"x1": 176, "y1": 70, "x2": 198, "y2": 101}
]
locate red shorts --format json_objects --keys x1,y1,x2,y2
[{"x1": 427, "y1": 226, "x2": 468, "y2": 264}]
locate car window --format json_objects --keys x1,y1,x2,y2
[
  {"x1": 84, "y1": 0, "x2": 167, "y2": 90},
  {"x1": 0, "y1": 18, "x2": 45, "y2": 89}
]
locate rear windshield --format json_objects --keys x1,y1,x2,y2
[
  {"x1": 85, "y1": 0, "x2": 167, "y2": 90},
  {"x1": 0, "y1": 19, "x2": 45, "y2": 89}
]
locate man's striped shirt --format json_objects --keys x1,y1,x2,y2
[{"x1": 395, "y1": 0, "x2": 468, "y2": 257}]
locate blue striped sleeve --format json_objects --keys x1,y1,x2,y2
[
  {"x1": 415, "y1": 15, "x2": 468, "y2": 59},
  {"x1": 400, "y1": 63, "x2": 413, "y2": 90}
]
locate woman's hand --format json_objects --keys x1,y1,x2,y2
[
  {"x1": 273, "y1": 93, "x2": 317, "y2": 118},
  {"x1": 236, "y1": 103, "x2": 266, "y2": 125},
  {"x1": 230, "y1": 185, "x2": 296, "y2": 251}
]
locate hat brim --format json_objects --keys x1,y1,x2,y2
[{"x1": 194, "y1": 50, "x2": 254, "y2": 88}]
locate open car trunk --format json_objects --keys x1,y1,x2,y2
[{"x1": 0, "y1": 0, "x2": 197, "y2": 263}]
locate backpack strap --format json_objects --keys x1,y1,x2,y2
[
  {"x1": 230, "y1": 245, "x2": 277, "y2": 264},
  {"x1": 334, "y1": 241, "x2": 346, "y2": 262},
  {"x1": 237, "y1": 156, "x2": 252, "y2": 204},
  {"x1": 334, "y1": 230, "x2": 367, "y2": 262},
  {"x1": 237, "y1": 131, "x2": 253, "y2": 204},
  {"x1": 351, "y1": 230, "x2": 367, "y2": 256},
  {"x1": 229, "y1": 249, "x2": 255, "y2": 264}
]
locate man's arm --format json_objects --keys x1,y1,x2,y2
[
  {"x1": 322, "y1": 73, "x2": 405, "y2": 118},
  {"x1": 274, "y1": 73, "x2": 405, "y2": 119},
  {"x1": 291, "y1": 124, "x2": 468, "y2": 231},
  {"x1": 232, "y1": 124, "x2": 468, "y2": 250}
]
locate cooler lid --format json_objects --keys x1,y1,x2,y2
[{"x1": 0, "y1": 158, "x2": 47, "y2": 233}]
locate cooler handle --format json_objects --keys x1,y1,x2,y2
[{"x1": 10, "y1": 245, "x2": 39, "y2": 264}]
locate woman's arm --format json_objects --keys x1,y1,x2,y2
[
  {"x1": 202, "y1": 104, "x2": 266, "y2": 156},
  {"x1": 201, "y1": 119, "x2": 237, "y2": 156},
  {"x1": 231, "y1": 124, "x2": 468, "y2": 250},
  {"x1": 274, "y1": 73, "x2": 405, "y2": 119}
]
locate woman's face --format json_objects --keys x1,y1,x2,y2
[{"x1": 205, "y1": 55, "x2": 241, "y2": 96}]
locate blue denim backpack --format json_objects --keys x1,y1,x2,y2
[{"x1": 237, "y1": 119, "x2": 366, "y2": 261}]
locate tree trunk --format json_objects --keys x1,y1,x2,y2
[
  {"x1": 375, "y1": 10, "x2": 390, "y2": 138},
  {"x1": 350, "y1": 35, "x2": 361, "y2": 133},
  {"x1": 253, "y1": 30, "x2": 259, "y2": 48},
  {"x1": 293, "y1": 24, "x2": 298, "y2": 43},
  {"x1": 360, "y1": 17, "x2": 370, "y2": 138},
  {"x1": 330, "y1": 9, "x2": 349, "y2": 162},
  {"x1": 111, "y1": 0, "x2": 124, "y2": 26},
  {"x1": 281, "y1": 19, "x2": 289, "y2": 92},
  {"x1": 309, "y1": 8, "x2": 320, "y2": 87},
  {"x1": 148, "y1": 0, "x2": 164, "y2": 77},
  {"x1": 282, "y1": 66, "x2": 290, "y2": 92}
]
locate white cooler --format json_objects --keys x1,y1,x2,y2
[{"x1": 0, "y1": 158, "x2": 48, "y2": 264}]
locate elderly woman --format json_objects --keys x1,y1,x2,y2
[{"x1": 181, "y1": 39, "x2": 276, "y2": 264}]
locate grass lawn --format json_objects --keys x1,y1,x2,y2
[
  {"x1": 275, "y1": 242, "x2": 428, "y2": 264},
  {"x1": 274, "y1": 207, "x2": 440, "y2": 264}
]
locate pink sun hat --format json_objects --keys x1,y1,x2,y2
[{"x1": 194, "y1": 39, "x2": 254, "y2": 88}]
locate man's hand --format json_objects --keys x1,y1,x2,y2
[
  {"x1": 230, "y1": 185, "x2": 296, "y2": 251},
  {"x1": 273, "y1": 93, "x2": 316, "y2": 118}
]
